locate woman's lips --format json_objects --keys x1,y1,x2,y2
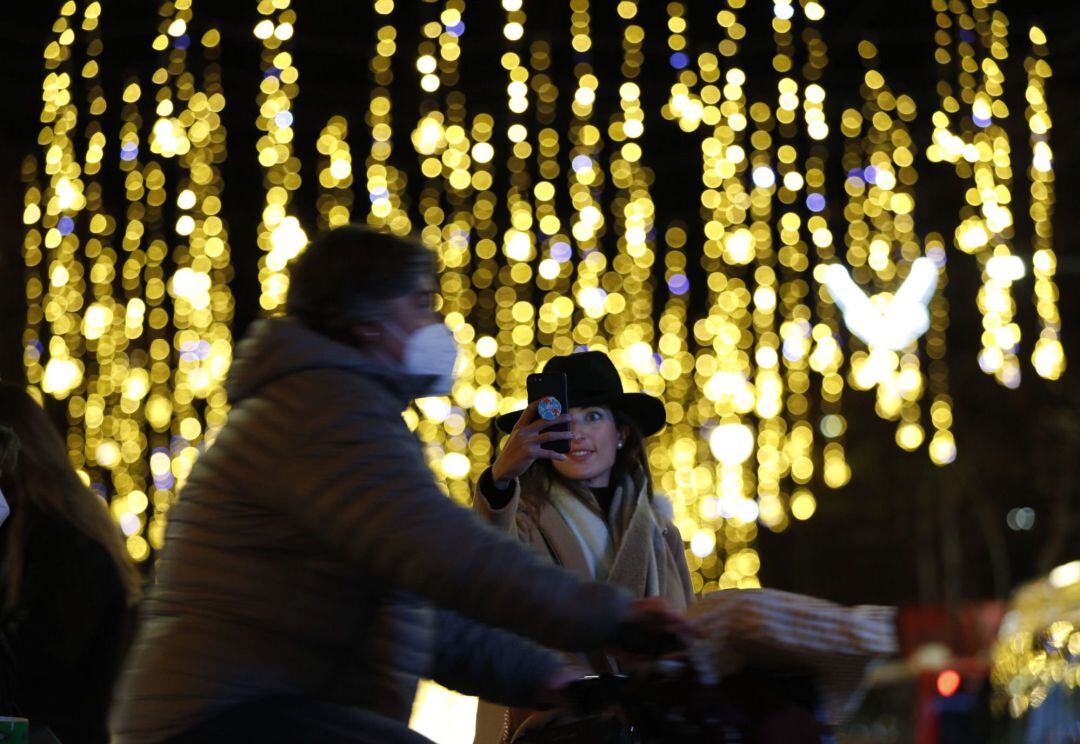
[{"x1": 567, "y1": 449, "x2": 594, "y2": 462}]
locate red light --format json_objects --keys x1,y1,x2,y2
[{"x1": 937, "y1": 669, "x2": 961, "y2": 697}]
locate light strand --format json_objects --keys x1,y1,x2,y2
[
  {"x1": 1024, "y1": 27, "x2": 1063, "y2": 381},
  {"x1": 254, "y1": 0, "x2": 306, "y2": 313},
  {"x1": 927, "y1": 0, "x2": 1023, "y2": 388},
  {"x1": 364, "y1": 1, "x2": 412, "y2": 235}
]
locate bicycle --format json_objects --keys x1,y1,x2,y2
[{"x1": 512, "y1": 658, "x2": 833, "y2": 743}]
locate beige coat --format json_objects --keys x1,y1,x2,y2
[{"x1": 473, "y1": 468, "x2": 694, "y2": 743}]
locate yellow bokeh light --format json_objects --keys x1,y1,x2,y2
[
  {"x1": 790, "y1": 489, "x2": 816, "y2": 520},
  {"x1": 709, "y1": 423, "x2": 754, "y2": 466}
]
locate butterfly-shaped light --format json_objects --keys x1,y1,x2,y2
[{"x1": 823, "y1": 257, "x2": 941, "y2": 351}]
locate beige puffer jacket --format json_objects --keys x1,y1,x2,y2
[{"x1": 111, "y1": 317, "x2": 632, "y2": 743}]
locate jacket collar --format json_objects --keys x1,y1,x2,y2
[{"x1": 226, "y1": 316, "x2": 435, "y2": 406}]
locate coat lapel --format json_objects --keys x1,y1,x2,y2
[{"x1": 606, "y1": 479, "x2": 662, "y2": 600}]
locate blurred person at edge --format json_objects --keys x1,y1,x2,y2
[
  {"x1": 472, "y1": 351, "x2": 694, "y2": 743},
  {"x1": 111, "y1": 225, "x2": 690, "y2": 744},
  {"x1": 0, "y1": 390, "x2": 142, "y2": 744}
]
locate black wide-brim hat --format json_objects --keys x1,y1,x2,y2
[{"x1": 495, "y1": 350, "x2": 667, "y2": 436}]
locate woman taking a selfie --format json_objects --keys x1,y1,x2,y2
[{"x1": 473, "y1": 350, "x2": 694, "y2": 743}]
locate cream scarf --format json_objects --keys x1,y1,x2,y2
[{"x1": 543, "y1": 472, "x2": 689, "y2": 609}]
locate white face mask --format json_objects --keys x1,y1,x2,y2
[
  {"x1": 387, "y1": 321, "x2": 461, "y2": 397},
  {"x1": 0, "y1": 487, "x2": 9, "y2": 528}
]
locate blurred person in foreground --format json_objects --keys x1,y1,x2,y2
[
  {"x1": 111, "y1": 225, "x2": 689, "y2": 744},
  {"x1": 0, "y1": 387, "x2": 141, "y2": 744},
  {"x1": 472, "y1": 351, "x2": 694, "y2": 742}
]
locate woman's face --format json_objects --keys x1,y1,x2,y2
[{"x1": 552, "y1": 406, "x2": 623, "y2": 488}]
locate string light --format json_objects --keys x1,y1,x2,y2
[
  {"x1": 19, "y1": 0, "x2": 233, "y2": 563},
  {"x1": 801, "y1": 22, "x2": 851, "y2": 493},
  {"x1": 655, "y1": 221, "x2": 699, "y2": 589},
  {"x1": 159, "y1": 3, "x2": 233, "y2": 555},
  {"x1": 769, "y1": 4, "x2": 814, "y2": 535},
  {"x1": 436, "y1": 2, "x2": 485, "y2": 505},
  {"x1": 531, "y1": 39, "x2": 573, "y2": 362},
  {"x1": 606, "y1": 0, "x2": 658, "y2": 388},
  {"x1": 29, "y1": 1, "x2": 85, "y2": 404},
  {"x1": 364, "y1": 1, "x2": 412, "y2": 236},
  {"x1": 410, "y1": 0, "x2": 480, "y2": 505},
  {"x1": 565, "y1": 0, "x2": 607, "y2": 363},
  {"x1": 17, "y1": 0, "x2": 1064, "y2": 587},
  {"x1": 454, "y1": 101, "x2": 498, "y2": 479},
  {"x1": 661, "y1": 0, "x2": 855, "y2": 591},
  {"x1": 316, "y1": 116, "x2": 353, "y2": 230},
  {"x1": 30, "y1": 0, "x2": 130, "y2": 550},
  {"x1": 486, "y1": 0, "x2": 537, "y2": 427},
  {"x1": 254, "y1": 0, "x2": 307, "y2": 312},
  {"x1": 1024, "y1": 27, "x2": 1064, "y2": 380},
  {"x1": 667, "y1": 1, "x2": 753, "y2": 592},
  {"x1": 927, "y1": 0, "x2": 1025, "y2": 388},
  {"x1": 841, "y1": 42, "x2": 933, "y2": 456},
  {"x1": 126, "y1": 0, "x2": 234, "y2": 562},
  {"x1": 925, "y1": 232, "x2": 956, "y2": 466}
]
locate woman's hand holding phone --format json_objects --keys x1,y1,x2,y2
[{"x1": 491, "y1": 400, "x2": 575, "y2": 488}]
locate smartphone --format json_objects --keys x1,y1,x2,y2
[{"x1": 526, "y1": 372, "x2": 571, "y2": 454}]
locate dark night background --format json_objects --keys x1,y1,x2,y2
[{"x1": 0, "y1": 1, "x2": 1076, "y2": 610}]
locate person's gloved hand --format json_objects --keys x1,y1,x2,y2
[
  {"x1": 610, "y1": 597, "x2": 699, "y2": 657},
  {"x1": 532, "y1": 664, "x2": 590, "y2": 709}
]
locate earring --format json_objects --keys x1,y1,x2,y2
[{"x1": 616, "y1": 441, "x2": 623, "y2": 450}]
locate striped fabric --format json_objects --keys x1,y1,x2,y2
[{"x1": 687, "y1": 588, "x2": 898, "y2": 724}]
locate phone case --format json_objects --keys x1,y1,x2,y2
[{"x1": 526, "y1": 373, "x2": 571, "y2": 454}]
